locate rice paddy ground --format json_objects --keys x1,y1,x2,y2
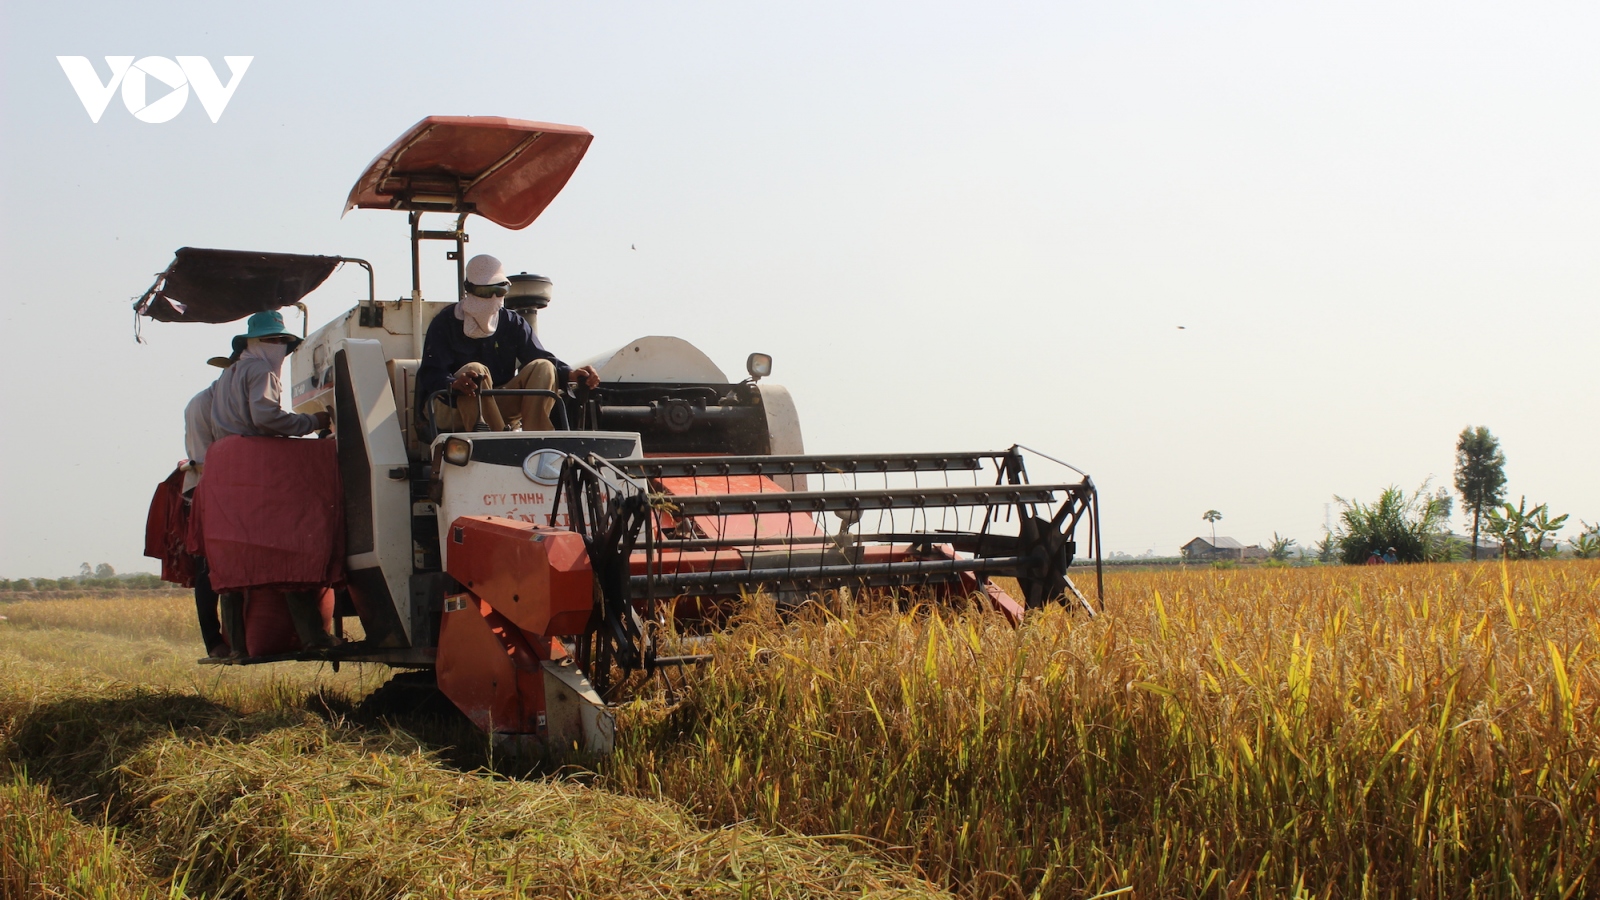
[{"x1": 3, "y1": 561, "x2": 1598, "y2": 898}]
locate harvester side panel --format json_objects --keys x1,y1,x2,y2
[
  {"x1": 332, "y1": 339, "x2": 415, "y2": 646},
  {"x1": 437, "y1": 518, "x2": 615, "y2": 753},
  {"x1": 754, "y1": 383, "x2": 806, "y2": 490},
  {"x1": 443, "y1": 517, "x2": 594, "y2": 637}
]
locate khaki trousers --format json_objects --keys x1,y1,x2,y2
[{"x1": 431, "y1": 359, "x2": 559, "y2": 432}]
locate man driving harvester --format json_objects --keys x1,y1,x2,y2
[{"x1": 417, "y1": 254, "x2": 600, "y2": 433}]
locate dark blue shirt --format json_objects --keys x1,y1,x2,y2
[{"x1": 416, "y1": 306, "x2": 570, "y2": 413}]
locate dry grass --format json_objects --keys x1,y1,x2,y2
[
  {"x1": 606, "y1": 561, "x2": 1600, "y2": 898},
  {"x1": 0, "y1": 598, "x2": 947, "y2": 899},
  {"x1": 0, "y1": 593, "x2": 200, "y2": 644}
]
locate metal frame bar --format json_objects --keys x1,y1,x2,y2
[
  {"x1": 657, "y1": 483, "x2": 1081, "y2": 517},
  {"x1": 630, "y1": 554, "x2": 1026, "y2": 593},
  {"x1": 614, "y1": 451, "x2": 1002, "y2": 478},
  {"x1": 424, "y1": 388, "x2": 570, "y2": 437}
]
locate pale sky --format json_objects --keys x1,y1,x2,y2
[{"x1": 1, "y1": 1, "x2": 1595, "y2": 576}]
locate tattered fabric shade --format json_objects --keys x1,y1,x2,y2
[{"x1": 135, "y1": 247, "x2": 344, "y2": 324}]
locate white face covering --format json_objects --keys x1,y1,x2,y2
[
  {"x1": 242, "y1": 339, "x2": 290, "y2": 370},
  {"x1": 457, "y1": 294, "x2": 503, "y2": 339}
]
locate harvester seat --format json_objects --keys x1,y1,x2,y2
[{"x1": 385, "y1": 358, "x2": 430, "y2": 463}]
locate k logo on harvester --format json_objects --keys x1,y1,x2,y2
[{"x1": 57, "y1": 56, "x2": 253, "y2": 123}]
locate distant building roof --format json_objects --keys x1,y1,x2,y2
[{"x1": 1185, "y1": 536, "x2": 1244, "y2": 550}]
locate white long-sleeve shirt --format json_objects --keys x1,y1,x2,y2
[
  {"x1": 182, "y1": 383, "x2": 219, "y2": 494},
  {"x1": 210, "y1": 355, "x2": 320, "y2": 439}
]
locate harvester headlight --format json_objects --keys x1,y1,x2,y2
[
  {"x1": 443, "y1": 437, "x2": 473, "y2": 467},
  {"x1": 746, "y1": 352, "x2": 772, "y2": 381}
]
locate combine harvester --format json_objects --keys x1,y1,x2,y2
[{"x1": 136, "y1": 116, "x2": 1101, "y2": 754}]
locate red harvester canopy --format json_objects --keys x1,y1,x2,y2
[{"x1": 343, "y1": 116, "x2": 593, "y2": 229}]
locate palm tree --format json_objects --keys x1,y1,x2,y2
[{"x1": 1202, "y1": 510, "x2": 1222, "y2": 545}]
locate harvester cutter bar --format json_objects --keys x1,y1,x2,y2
[
  {"x1": 647, "y1": 531, "x2": 1017, "y2": 551},
  {"x1": 657, "y1": 483, "x2": 1078, "y2": 517},
  {"x1": 630, "y1": 554, "x2": 1027, "y2": 594},
  {"x1": 616, "y1": 451, "x2": 1000, "y2": 478}
]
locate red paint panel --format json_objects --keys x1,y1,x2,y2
[
  {"x1": 654, "y1": 474, "x2": 822, "y2": 541},
  {"x1": 444, "y1": 517, "x2": 593, "y2": 637},
  {"x1": 437, "y1": 593, "x2": 547, "y2": 735}
]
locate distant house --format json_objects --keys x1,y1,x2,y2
[
  {"x1": 1241, "y1": 544, "x2": 1269, "y2": 560},
  {"x1": 1445, "y1": 534, "x2": 1503, "y2": 560},
  {"x1": 1183, "y1": 536, "x2": 1244, "y2": 561}
]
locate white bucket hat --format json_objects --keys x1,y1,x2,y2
[{"x1": 465, "y1": 254, "x2": 507, "y2": 286}]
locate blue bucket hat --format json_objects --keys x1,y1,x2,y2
[{"x1": 231, "y1": 310, "x2": 302, "y2": 354}]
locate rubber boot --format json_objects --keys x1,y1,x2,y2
[
  {"x1": 219, "y1": 592, "x2": 247, "y2": 659},
  {"x1": 285, "y1": 590, "x2": 334, "y2": 650}
]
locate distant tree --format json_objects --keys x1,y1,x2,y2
[
  {"x1": 1571, "y1": 521, "x2": 1600, "y2": 559},
  {"x1": 1334, "y1": 482, "x2": 1451, "y2": 564},
  {"x1": 93, "y1": 563, "x2": 115, "y2": 579},
  {"x1": 1486, "y1": 497, "x2": 1567, "y2": 561},
  {"x1": 1202, "y1": 510, "x2": 1222, "y2": 544},
  {"x1": 1313, "y1": 533, "x2": 1336, "y2": 563},
  {"x1": 78, "y1": 562, "x2": 92, "y2": 578},
  {"x1": 1454, "y1": 427, "x2": 1507, "y2": 561},
  {"x1": 1268, "y1": 533, "x2": 1297, "y2": 561}
]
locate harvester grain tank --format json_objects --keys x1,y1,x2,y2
[{"x1": 134, "y1": 116, "x2": 1102, "y2": 754}]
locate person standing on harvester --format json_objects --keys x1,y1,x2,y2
[
  {"x1": 417, "y1": 253, "x2": 600, "y2": 434},
  {"x1": 209, "y1": 309, "x2": 334, "y2": 654},
  {"x1": 211, "y1": 310, "x2": 330, "y2": 441},
  {"x1": 181, "y1": 351, "x2": 237, "y2": 659}
]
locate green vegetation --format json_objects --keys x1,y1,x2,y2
[
  {"x1": 1487, "y1": 497, "x2": 1569, "y2": 561},
  {"x1": 1332, "y1": 482, "x2": 1452, "y2": 564},
  {"x1": 1266, "y1": 532, "x2": 1296, "y2": 561},
  {"x1": 1572, "y1": 522, "x2": 1600, "y2": 559},
  {"x1": 1, "y1": 571, "x2": 168, "y2": 593}
]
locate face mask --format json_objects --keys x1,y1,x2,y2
[
  {"x1": 243, "y1": 339, "x2": 290, "y2": 369},
  {"x1": 458, "y1": 293, "x2": 502, "y2": 339}
]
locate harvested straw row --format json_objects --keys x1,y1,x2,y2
[
  {"x1": 1, "y1": 773, "x2": 173, "y2": 900},
  {"x1": 0, "y1": 677, "x2": 947, "y2": 900}
]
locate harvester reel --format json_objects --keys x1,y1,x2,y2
[
  {"x1": 559, "y1": 457, "x2": 653, "y2": 681},
  {"x1": 564, "y1": 447, "x2": 1103, "y2": 627},
  {"x1": 1016, "y1": 514, "x2": 1073, "y2": 609}
]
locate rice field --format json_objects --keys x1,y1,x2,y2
[{"x1": 4, "y1": 561, "x2": 1598, "y2": 898}]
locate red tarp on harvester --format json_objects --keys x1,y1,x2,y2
[
  {"x1": 189, "y1": 435, "x2": 345, "y2": 592},
  {"x1": 143, "y1": 466, "x2": 196, "y2": 587}
]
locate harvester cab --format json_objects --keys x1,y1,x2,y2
[{"x1": 135, "y1": 116, "x2": 1102, "y2": 756}]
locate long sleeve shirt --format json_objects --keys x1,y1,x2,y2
[
  {"x1": 415, "y1": 305, "x2": 570, "y2": 413},
  {"x1": 182, "y1": 383, "x2": 220, "y2": 493},
  {"x1": 210, "y1": 356, "x2": 320, "y2": 439}
]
